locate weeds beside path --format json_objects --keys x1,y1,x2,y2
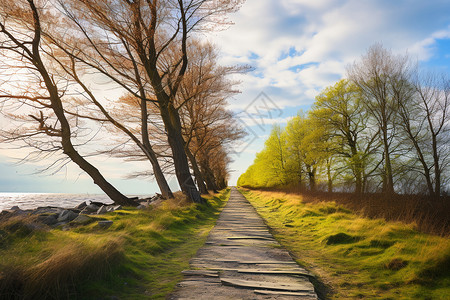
[{"x1": 239, "y1": 188, "x2": 450, "y2": 299}]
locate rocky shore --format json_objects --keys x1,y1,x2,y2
[{"x1": 0, "y1": 194, "x2": 164, "y2": 230}]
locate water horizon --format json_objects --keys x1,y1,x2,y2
[{"x1": 0, "y1": 192, "x2": 153, "y2": 212}]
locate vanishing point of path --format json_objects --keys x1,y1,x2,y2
[{"x1": 169, "y1": 187, "x2": 318, "y2": 299}]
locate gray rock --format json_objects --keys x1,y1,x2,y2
[
  {"x1": 97, "y1": 220, "x2": 113, "y2": 229},
  {"x1": 97, "y1": 205, "x2": 108, "y2": 215},
  {"x1": 70, "y1": 214, "x2": 92, "y2": 225},
  {"x1": 10, "y1": 206, "x2": 21, "y2": 211},
  {"x1": 32, "y1": 207, "x2": 63, "y2": 215},
  {"x1": 38, "y1": 214, "x2": 58, "y2": 225},
  {"x1": 53, "y1": 221, "x2": 68, "y2": 227},
  {"x1": 80, "y1": 204, "x2": 100, "y2": 214},
  {"x1": 0, "y1": 210, "x2": 11, "y2": 216},
  {"x1": 90, "y1": 201, "x2": 108, "y2": 207},
  {"x1": 1, "y1": 209, "x2": 27, "y2": 217},
  {"x1": 136, "y1": 204, "x2": 147, "y2": 209},
  {"x1": 57, "y1": 210, "x2": 78, "y2": 223},
  {"x1": 75, "y1": 201, "x2": 88, "y2": 210},
  {"x1": 151, "y1": 194, "x2": 163, "y2": 201}
]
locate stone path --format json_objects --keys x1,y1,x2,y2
[{"x1": 169, "y1": 187, "x2": 318, "y2": 299}]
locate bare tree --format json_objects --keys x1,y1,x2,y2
[
  {"x1": 45, "y1": 33, "x2": 175, "y2": 199},
  {"x1": 0, "y1": 0, "x2": 137, "y2": 205},
  {"x1": 348, "y1": 43, "x2": 413, "y2": 195},
  {"x1": 398, "y1": 71, "x2": 450, "y2": 196},
  {"x1": 416, "y1": 73, "x2": 450, "y2": 196},
  {"x1": 178, "y1": 41, "x2": 244, "y2": 193},
  {"x1": 57, "y1": 0, "x2": 242, "y2": 202}
]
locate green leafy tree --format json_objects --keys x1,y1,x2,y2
[{"x1": 311, "y1": 79, "x2": 378, "y2": 194}]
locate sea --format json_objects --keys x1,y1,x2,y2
[{"x1": 0, "y1": 193, "x2": 151, "y2": 212}]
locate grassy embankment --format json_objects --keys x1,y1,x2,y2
[
  {"x1": 239, "y1": 188, "x2": 450, "y2": 299},
  {"x1": 0, "y1": 189, "x2": 230, "y2": 299}
]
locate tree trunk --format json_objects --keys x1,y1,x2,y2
[
  {"x1": 200, "y1": 161, "x2": 219, "y2": 192},
  {"x1": 160, "y1": 104, "x2": 204, "y2": 203},
  {"x1": 381, "y1": 123, "x2": 395, "y2": 194},
  {"x1": 63, "y1": 144, "x2": 138, "y2": 206},
  {"x1": 431, "y1": 134, "x2": 441, "y2": 197},
  {"x1": 350, "y1": 147, "x2": 363, "y2": 194},
  {"x1": 139, "y1": 94, "x2": 173, "y2": 199},
  {"x1": 146, "y1": 147, "x2": 174, "y2": 199},
  {"x1": 186, "y1": 148, "x2": 208, "y2": 194},
  {"x1": 217, "y1": 177, "x2": 227, "y2": 190},
  {"x1": 327, "y1": 160, "x2": 333, "y2": 193},
  {"x1": 307, "y1": 165, "x2": 316, "y2": 192},
  {"x1": 47, "y1": 89, "x2": 137, "y2": 206}
]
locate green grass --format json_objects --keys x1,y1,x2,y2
[
  {"x1": 239, "y1": 188, "x2": 450, "y2": 300},
  {"x1": 0, "y1": 189, "x2": 230, "y2": 299}
]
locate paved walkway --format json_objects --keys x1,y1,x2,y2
[{"x1": 169, "y1": 187, "x2": 318, "y2": 299}]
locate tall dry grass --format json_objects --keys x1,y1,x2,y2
[
  {"x1": 0, "y1": 216, "x2": 124, "y2": 300},
  {"x1": 243, "y1": 186, "x2": 450, "y2": 236}
]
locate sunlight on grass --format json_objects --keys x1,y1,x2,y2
[
  {"x1": 239, "y1": 188, "x2": 450, "y2": 300},
  {"x1": 0, "y1": 189, "x2": 230, "y2": 299}
]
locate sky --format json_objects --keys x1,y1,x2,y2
[{"x1": 1, "y1": 0, "x2": 450, "y2": 194}]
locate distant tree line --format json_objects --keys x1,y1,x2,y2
[
  {"x1": 238, "y1": 44, "x2": 449, "y2": 197},
  {"x1": 0, "y1": 0, "x2": 245, "y2": 205}
]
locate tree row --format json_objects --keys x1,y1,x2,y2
[
  {"x1": 239, "y1": 44, "x2": 449, "y2": 197},
  {"x1": 0, "y1": 0, "x2": 244, "y2": 205}
]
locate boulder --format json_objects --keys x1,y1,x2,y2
[
  {"x1": 136, "y1": 204, "x2": 148, "y2": 210},
  {"x1": 80, "y1": 204, "x2": 100, "y2": 214},
  {"x1": 10, "y1": 206, "x2": 21, "y2": 211},
  {"x1": 75, "y1": 201, "x2": 88, "y2": 210},
  {"x1": 57, "y1": 210, "x2": 78, "y2": 223},
  {"x1": 37, "y1": 214, "x2": 58, "y2": 226},
  {"x1": 90, "y1": 201, "x2": 109, "y2": 207},
  {"x1": 53, "y1": 221, "x2": 68, "y2": 227},
  {"x1": 0, "y1": 210, "x2": 11, "y2": 217},
  {"x1": 97, "y1": 205, "x2": 108, "y2": 215},
  {"x1": 1, "y1": 209, "x2": 27, "y2": 217},
  {"x1": 70, "y1": 214, "x2": 93, "y2": 225},
  {"x1": 97, "y1": 220, "x2": 113, "y2": 229},
  {"x1": 32, "y1": 207, "x2": 63, "y2": 215}
]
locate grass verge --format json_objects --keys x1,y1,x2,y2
[
  {"x1": 239, "y1": 188, "x2": 450, "y2": 299},
  {"x1": 0, "y1": 189, "x2": 230, "y2": 299}
]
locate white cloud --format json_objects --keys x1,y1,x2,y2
[
  {"x1": 209, "y1": 0, "x2": 450, "y2": 111},
  {"x1": 208, "y1": 0, "x2": 450, "y2": 184}
]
